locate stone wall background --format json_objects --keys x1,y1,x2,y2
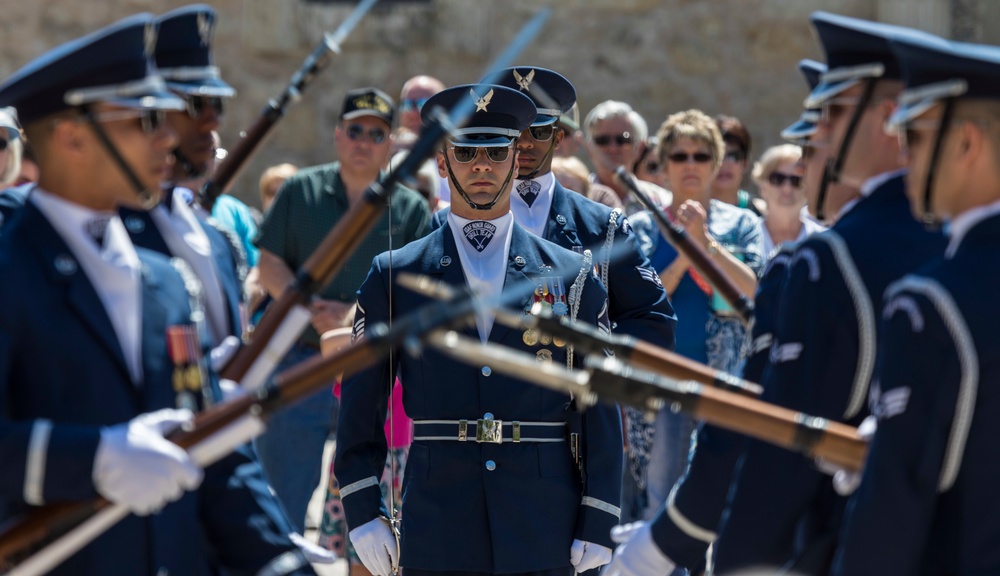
[{"x1": 1, "y1": 0, "x2": 998, "y2": 208}]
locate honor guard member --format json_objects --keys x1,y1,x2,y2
[
  {"x1": 709, "y1": 14, "x2": 947, "y2": 574},
  {"x1": 832, "y1": 36, "x2": 1000, "y2": 576},
  {"x1": 120, "y1": 5, "x2": 245, "y2": 349},
  {"x1": 0, "y1": 15, "x2": 313, "y2": 576},
  {"x1": 604, "y1": 58, "x2": 829, "y2": 576},
  {"x1": 126, "y1": 5, "x2": 336, "y2": 564},
  {"x1": 430, "y1": 68, "x2": 675, "y2": 531},
  {"x1": 335, "y1": 84, "x2": 623, "y2": 576}
]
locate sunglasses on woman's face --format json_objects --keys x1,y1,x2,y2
[
  {"x1": 666, "y1": 152, "x2": 712, "y2": 164},
  {"x1": 448, "y1": 145, "x2": 513, "y2": 164},
  {"x1": 767, "y1": 172, "x2": 803, "y2": 188}
]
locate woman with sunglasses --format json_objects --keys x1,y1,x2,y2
[
  {"x1": 752, "y1": 144, "x2": 826, "y2": 259},
  {"x1": 642, "y1": 108, "x2": 764, "y2": 519}
]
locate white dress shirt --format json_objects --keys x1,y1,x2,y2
[
  {"x1": 32, "y1": 189, "x2": 144, "y2": 383},
  {"x1": 447, "y1": 211, "x2": 515, "y2": 343},
  {"x1": 510, "y1": 172, "x2": 555, "y2": 238}
]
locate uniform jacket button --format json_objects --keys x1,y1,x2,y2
[
  {"x1": 481, "y1": 366, "x2": 492, "y2": 377},
  {"x1": 485, "y1": 460, "x2": 497, "y2": 471}
]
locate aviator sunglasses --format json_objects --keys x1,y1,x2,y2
[
  {"x1": 527, "y1": 124, "x2": 556, "y2": 141},
  {"x1": 399, "y1": 98, "x2": 429, "y2": 112},
  {"x1": 345, "y1": 124, "x2": 388, "y2": 144},
  {"x1": 185, "y1": 95, "x2": 224, "y2": 119},
  {"x1": 86, "y1": 108, "x2": 168, "y2": 135},
  {"x1": 448, "y1": 144, "x2": 513, "y2": 163}
]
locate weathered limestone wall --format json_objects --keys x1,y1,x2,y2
[{"x1": 1, "y1": 0, "x2": 996, "y2": 208}]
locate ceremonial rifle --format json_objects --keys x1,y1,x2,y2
[
  {"x1": 197, "y1": 0, "x2": 378, "y2": 211},
  {"x1": 220, "y1": 7, "x2": 552, "y2": 394},
  {"x1": 615, "y1": 166, "x2": 755, "y2": 324},
  {"x1": 399, "y1": 273, "x2": 761, "y2": 397},
  {"x1": 426, "y1": 329, "x2": 866, "y2": 471}
]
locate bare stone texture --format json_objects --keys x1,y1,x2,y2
[{"x1": 0, "y1": 0, "x2": 992, "y2": 208}]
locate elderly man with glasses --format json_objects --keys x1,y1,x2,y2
[{"x1": 254, "y1": 85, "x2": 430, "y2": 534}]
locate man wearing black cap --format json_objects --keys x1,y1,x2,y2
[
  {"x1": 0, "y1": 14, "x2": 313, "y2": 576},
  {"x1": 832, "y1": 36, "x2": 1000, "y2": 576},
  {"x1": 254, "y1": 86, "x2": 430, "y2": 533},
  {"x1": 706, "y1": 13, "x2": 946, "y2": 574},
  {"x1": 335, "y1": 84, "x2": 622, "y2": 576}
]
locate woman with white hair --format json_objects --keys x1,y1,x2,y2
[{"x1": 752, "y1": 144, "x2": 825, "y2": 258}]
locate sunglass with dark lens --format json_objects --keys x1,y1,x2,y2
[
  {"x1": 592, "y1": 133, "x2": 634, "y2": 147},
  {"x1": 643, "y1": 161, "x2": 661, "y2": 173},
  {"x1": 400, "y1": 98, "x2": 429, "y2": 112},
  {"x1": 723, "y1": 151, "x2": 746, "y2": 163},
  {"x1": 185, "y1": 96, "x2": 224, "y2": 119},
  {"x1": 666, "y1": 152, "x2": 712, "y2": 164},
  {"x1": 0, "y1": 139, "x2": 7, "y2": 151},
  {"x1": 87, "y1": 108, "x2": 168, "y2": 135},
  {"x1": 528, "y1": 124, "x2": 556, "y2": 141},
  {"x1": 345, "y1": 124, "x2": 387, "y2": 144},
  {"x1": 448, "y1": 145, "x2": 512, "y2": 163},
  {"x1": 767, "y1": 172, "x2": 803, "y2": 188},
  {"x1": 819, "y1": 96, "x2": 862, "y2": 123}
]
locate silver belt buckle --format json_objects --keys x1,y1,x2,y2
[{"x1": 476, "y1": 416, "x2": 503, "y2": 444}]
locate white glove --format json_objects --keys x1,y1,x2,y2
[
  {"x1": 602, "y1": 522, "x2": 677, "y2": 576},
  {"x1": 289, "y1": 531, "x2": 337, "y2": 564},
  {"x1": 349, "y1": 517, "x2": 398, "y2": 576},
  {"x1": 570, "y1": 538, "x2": 613, "y2": 572},
  {"x1": 830, "y1": 415, "x2": 878, "y2": 496},
  {"x1": 218, "y1": 378, "x2": 245, "y2": 402},
  {"x1": 93, "y1": 409, "x2": 203, "y2": 516},
  {"x1": 210, "y1": 335, "x2": 242, "y2": 373}
]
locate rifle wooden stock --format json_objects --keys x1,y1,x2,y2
[
  {"x1": 585, "y1": 356, "x2": 865, "y2": 470},
  {"x1": 615, "y1": 166, "x2": 754, "y2": 324},
  {"x1": 427, "y1": 330, "x2": 866, "y2": 472}
]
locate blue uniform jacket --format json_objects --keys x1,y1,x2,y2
[
  {"x1": 650, "y1": 244, "x2": 795, "y2": 571},
  {"x1": 713, "y1": 173, "x2": 946, "y2": 574},
  {"x1": 0, "y1": 203, "x2": 310, "y2": 576},
  {"x1": 335, "y1": 222, "x2": 623, "y2": 573},
  {"x1": 120, "y1": 195, "x2": 244, "y2": 339},
  {"x1": 431, "y1": 180, "x2": 677, "y2": 349},
  {"x1": 833, "y1": 212, "x2": 1000, "y2": 575},
  {"x1": 0, "y1": 183, "x2": 29, "y2": 228}
]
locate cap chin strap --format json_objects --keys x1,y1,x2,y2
[
  {"x1": 920, "y1": 99, "x2": 955, "y2": 231},
  {"x1": 517, "y1": 137, "x2": 557, "y2": 181},
  {"x1": 815, "y1": 79, "x2": 877, "y2": 222},
  {"x1": 82, "y1": 106, "x2": 159, "y2": 209},
  {"x1": 444, "y1": 153, "x2": 517, "y2": 211},
  {"x1": 172, "y1": 147, "x2": 203, "y2": 181}
]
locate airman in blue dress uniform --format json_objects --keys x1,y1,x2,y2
[
  {"x1": 335, "y1": 84, "x2": 623, "y2": 576},
  {"x1": 833, "y1": 35, "x2": 1000, "y2": 576},
  {"x1": 710, "y1": 13, "x2": 947, "y2": 574},
  {"x1": 119, "y1": 5, "x2": 245, "y2": 347},
  {"x1": 0, "y1": 14, "x2": 312, "y2": 576}
]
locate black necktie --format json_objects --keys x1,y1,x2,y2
[{"x1": 85, "y1": 216, "x2": 113, "y2": 248}]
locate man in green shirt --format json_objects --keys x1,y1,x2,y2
[{"x1": 254, "y1": 87, "x2": 430, "y2": 531}]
